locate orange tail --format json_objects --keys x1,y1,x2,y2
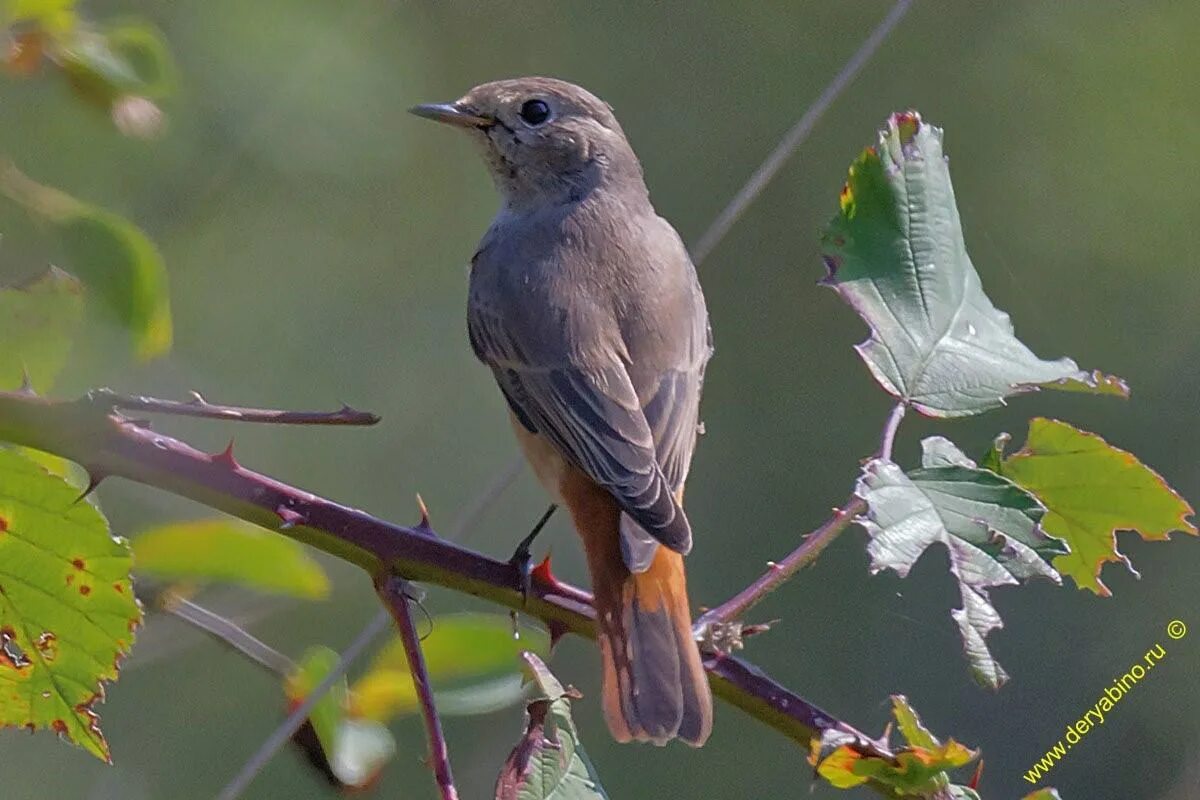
[{"x1": 563, "y1": 473, "x2": 713, "y2": 746}]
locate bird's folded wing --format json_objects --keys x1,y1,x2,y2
[{"x1": 470, "y1": 311, "x2": 691, "y2": 554}]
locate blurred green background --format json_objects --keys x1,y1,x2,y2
[{"x1": 2, "y1": 0, "x2": 1199, "y2": 797}]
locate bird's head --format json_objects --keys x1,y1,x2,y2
[{"x1": 411, "y1": 77, "x2": 645, "y2": 208}]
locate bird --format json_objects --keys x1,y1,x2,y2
[{"x1": 411, "y1": 77, "x2": 713, "y2": 747}]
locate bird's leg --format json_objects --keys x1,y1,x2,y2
[{"x1": 510, "y1": 503, "x2": 557, "y2": 604}]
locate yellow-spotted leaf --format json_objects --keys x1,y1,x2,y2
[
  {"x1": 987, "y1": 418, "x2": 1197, "y2": 595},
  {"x1": 810, "y1": 696, "x2": 977, "y2": 794},
  {"x1": 0, "y1": 268, "x2": 82, "y2": 392},
  {"x1": 352, "y1": 613, "x2": 548, "y2": 721},
  {"x1": 133, "y1": 519, "x2": 329, "y2": 599},
  {"x1": 0, "y1": 447, "x2": 138, "y2": 761}
]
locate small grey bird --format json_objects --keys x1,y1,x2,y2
[{"x1": 412, "y1": 77, "x2": 713, "y2": 747}]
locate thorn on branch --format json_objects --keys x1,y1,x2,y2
[
  {"x1": 17, "y1": 367, "x2": 36, "y2": 396},
  {"x1": 415, "y1": 494, "x2": 432, "y2": 533},
  {"x1": 275, "y1": 505, "x2": 305, "y2": 530},
  {"x1": 74, "y1": 470, "x2": 107, "y2": 503},
  {"x1": 210, "y1": 440, "x2": 240, "y2": 469}
]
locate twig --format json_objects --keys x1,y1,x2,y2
[
  {"x1": 690, "y1": 0, "x2": 915, "y2": 265},
  {"x1": 214, "y1": 609, "x2": 392, "y2": 800},
  {"x1": 0, "y1": 389, "x2": 896, "y2": 770},
  {"x1": 696, "y1": 401, "x2": 907, "y2": 634},
  {"x1": 87, "y1": 387, "x2": 380, "y2": 426},
  {"x1": 161, "y1": 593, "x2": 295, "y2": 676},
  {"x1": 378, "y1": 576, "x2": 459, "y2": 800},
  {"x1": 877, "y1": 402, "x2": 906, "y2": 462}
]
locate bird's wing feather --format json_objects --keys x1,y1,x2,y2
[{"x1": 470, "y1": 305, "x2": 692, "y2": 554}]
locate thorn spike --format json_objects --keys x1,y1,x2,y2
[
  {"x1": 274, "y1": 505, "x2": 305, "y2": 530},
  {"x1": 415, "y1": 493, "x2": 431, "y2": 530},
  {"x1": 547, "y1": 619, "x2": 569, "y2": 650},
  {"x1": 211, "y1": 440, "x2": 239, "y2": 469},
  {"x1": 17, "y1": 366, "x2": 36, "y2": 396},
  {"x1": 74, "y1": 471, "x2": 107, "y2": 504}
]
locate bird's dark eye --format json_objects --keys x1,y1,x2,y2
[{"x1": 519, "y1": 99, "x2": 551, "y2": 126}]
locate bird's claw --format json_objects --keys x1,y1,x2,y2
[{"x1": 509, "y1": 504, "x2": 557, "y2": 606}]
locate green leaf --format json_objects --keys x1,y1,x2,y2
[
  {"x1": 0, "y1": 268, "x2": 82, "y2": 392},
  {"x1": 285, "y1": 646, "x2": 395, "y2": 789},
  {"x1": 494, "y1": 652, "x2": 608, "y2": 800},
  {"x1": 1022, "y1": 790, "x2": 1064, "y2": 800},
  {"x1": 0, "y1": 163, "x2": 172, "y2": 359},
  {"x1": 809, "y1": 695, "x2": 977, "y2": 793},
  {"x1": 987, "y1": 418, "x2": 1196, "y2": 595},
  {"x1": 856, "y1": 437, "x2": 1065, "y2": 687},
  {"x1": 820, "y1": 111, "x2": 1124, "y2": 417},
  {"x1": 352, "y1": 613, "x2": 549, "y2": 721},
  {"x1": 132, "y1": 519, "x2": 330, "y2": 599},
  {"x1": 0, "y1": 448, "x2": 139, "y2": 761},
  {"x1": 103, "y1": 20, "x2": 175, "y2": 98},
  {"x1": 4, "y1": 0, "x2": 76, "y2": 31},
  {"x1": 54, "y1": 205, "x2": 172, "y2": 359}
]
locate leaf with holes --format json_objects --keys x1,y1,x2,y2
[
  {"x1": 0, "y1": 448, "x2": 138, "y2": 761},
  {"x1": 285, "y1": 646, "x2": 396, "y2": 790},
  {"x1": 810, "y1": 695, "x2": 977, "y2": 793},
  {"x1": 132, "y1": 519, "x2": 330, "y2": 599},
  {"x1": 0, "y1": 268, "x2": 82, "y2": 392},
  {"x1": 985, "y1": 418, "x2": 1196, "y2": 595},
  {"x1": 494, "y1": 652, "x2": 608, "y2": 800},
  {"x1": 351, "y1": 613, "x2": 548, "y2": 721},
  {"x1": 856, "y1": 437, "x2": 1065, "y2": 687},
  {"x1": 820, "y1": 111, "x2": 1125, "y2": 417}
]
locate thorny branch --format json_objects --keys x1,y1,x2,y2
[{"x1": 0, "y1": 388, "x2": 899, "y2": 776}]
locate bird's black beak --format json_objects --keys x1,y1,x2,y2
[{"x1": 408, "y1": 102, "x2": 492, "y2": 129}]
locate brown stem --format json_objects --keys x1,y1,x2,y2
[
  {"x1": 0, "y1": 389, "x2": 896, "y2": 770},
  {"x1": 378, "y1": 576, "x2": 459, "y2": 800},
  {"x1": 697, "y1": 401, "x2": 906, "y2": 635}
]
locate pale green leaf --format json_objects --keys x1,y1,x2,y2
[
  {"x1": 987, "y1": 418, "x2": 1196, "y2": 595},
  {"x1": 133, "y1": 519, "x2": 329, "y2": 599},
  {"x1": 0, "y1": 448, "x2": 139, "y2": 761},
  {"x1": 821, "y1": 111, "x2": 1123, "y2": 417},
  {"x1": 0, "y1": 268, "x2": 82, "y2": 392},
  {"x1": 352, "y1": 613, "x2": 548, "y2": 721},
  {"x1": 856, "y1": 437, "x2": 1064, "y2": 687}
]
